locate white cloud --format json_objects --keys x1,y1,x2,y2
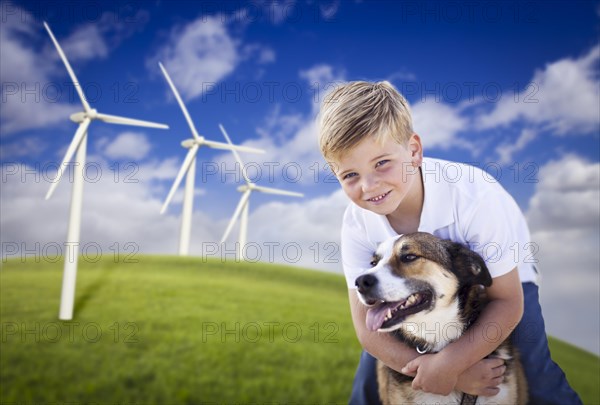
[
  {"x1": 0, "y1": 7, "x2": 75, "y2": 136},
  {"x1": 527, "y1": 154, "x2": 600, "y2": 231},
  {"x1": 0, "y1": 10, "x2": 48, "y2": 83},
  {"x1": 0, "y1": 96, "x2": 75, "y2": 138},
  {"x1": 258, "y1": 47, "x2": 276, "y2": 64},
  {"x1": 386, "y1": 70, "x2": 417, "y2": 82},
  {"x1": 299, "y1": 64, "x2": 345, "y2": 95},
  {"x1": 411, "y1": 100, "x2": 470, "y2": 150},
  {"x1": 167, "y1": 187, "x2": 207, "y2": 206},
  {"x1": 257, "y1": 1, "x2": 339, "y2": 25},
  {"x1": 101, "y1": 132, "x2": 152, "y2": 160},
  {"x1": 533, "y1": 226, "x2": 599, "y2": 355},
  {"x1": 150, "y1": 14, "x2": 274, "y2": 101},
  {"x1": 57, "y1": 10, "x2": 149, "y2": 63},
  {"x1": 476, "y1": 45, "x2": 600, "y2": 136},
  {"x1": 256, "y1": 105, "x2": 305, "y2": 143},
  {"x1": 320, "y1": 0, "x2": 341, "y2": 20},
  {"x1": 0, "y1": 136, "x2": 48, "y2": 160},
  {"x1": 525, "y1": 154, "x2": 600, "y2": 354},
  {"x1": 60, "y1": 23, "x2": 109, "y2": 62},
  {"x1": 152, "y1": 16, "x2": 236, "y2": 101},
  {"x1": 495, "y1": 128, "x2": 537, "y2": 165},
  {"x1": 136, "y1": 157, "x2": 181, "y2": 182},
  {"x1": 241, "y1": 43, "x2": 276, "y2": 65}
]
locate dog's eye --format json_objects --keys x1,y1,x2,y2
[
  {"x1": 400, "y1": 254, "x2": 418, "y2": 263},
  {"x1": 369, "y1": 254, "x2": 381, "y2": 267}
]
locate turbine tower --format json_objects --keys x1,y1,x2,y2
[
  {"x1": 219, "y1": 124, "x2": 304, "y2": 260},
  {"x1": 43, "y1": 22, "x2": 169, "y2": 320},
  {"x1": 157, "y1": 62, "x2": 265, "y2": 255}
]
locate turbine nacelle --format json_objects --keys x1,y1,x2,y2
[
  {"x1": 180, "y1": 137, "x2": 208, "y2": 148},
  {"x1": 237, "y1": 184, "x2": 256, "y2": 193},
  {"x1": 181, "y1": 139, "x2": 196, "y2": 148},
  {"x1": 70, "y1": 109, "x2": 98, "y2": 123}
]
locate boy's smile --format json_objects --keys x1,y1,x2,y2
[
  {"x1": 366, "y1": 190, "x2": 391, "y2": 204},
  {"x1": 332, "y1": 133, "x2": 424, "y2": 223}
]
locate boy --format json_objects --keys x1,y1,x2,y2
[{"x1": 318, "y1": 81, "x2": 581, "y2": 404}]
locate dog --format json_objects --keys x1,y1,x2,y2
[{"x1": 355, "y1": 232, "x2": 527, "y2": 405}]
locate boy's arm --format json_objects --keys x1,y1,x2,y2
[{"x1": 404, "y1": 268, "x2": 524, "y2": 395}]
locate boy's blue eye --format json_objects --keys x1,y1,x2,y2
[
  {"x1": 343, "y1": 172, "x2": 357, "y2": 180},
  {"x1": 375, "y1": 160, "x2": 389, "y2": 168}
]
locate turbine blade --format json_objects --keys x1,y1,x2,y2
[
  {"x1": 43, "y1": 22, "x2": 91, "y2": 112},
  {"x1": 218, "y1": 124, "x2": 251, "y2": 184},
  {"x1": 95, "y1": 112, "x2": 168, "y2": 129},
  {"x1": 203, "y1": 139, "x2": 265, "y2": 154},
  {"x1": 221, "y1": 190, "x2": 251, "y2": 243},
  {"x1": 254, "y1": 185, "x2": 304, "y2": 197},
  {"x1": 158, "y1": 62, "x2": 200, "y2": 140},
  {"x1": 160, "y1": 144, "x2": 199, "y2": 214},
  {"x1": 45, "y1": 118, "x2": 91, "y2": 200}
]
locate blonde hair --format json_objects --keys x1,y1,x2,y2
[{"x1": 318, "y1": 81, "x2": 413, "y2": 160}]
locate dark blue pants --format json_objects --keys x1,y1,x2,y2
[{"x1": 349, "y1": 282, "x2": 582, "y2": 405}]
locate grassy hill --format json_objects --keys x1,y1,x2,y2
[{"x1": 1, "y1": 256, "x2": 598, "y2": 404}]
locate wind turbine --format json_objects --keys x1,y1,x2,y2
[
  {"x1": 157, "y1": 62, "x2": 265, "y2": 256},
  {"x1": 43, "y1": 22, "x2": 169, "y2": 320},
  {"x1": 219, "y1": 124, "x2": 304, "y2": 260}
]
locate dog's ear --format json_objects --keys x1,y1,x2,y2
[{"x1": 443, "y1": 241, "x2": 492, "y2": 287}]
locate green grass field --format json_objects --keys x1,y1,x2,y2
[{"x1": 1, "y1": 256, "x2": 598, "y2": 404}]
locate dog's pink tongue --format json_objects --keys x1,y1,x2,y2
[{"x1": 366, "y1": 304, "x2": 392, "y2": 331}]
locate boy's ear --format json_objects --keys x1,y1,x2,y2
[
  {"x1": 408, "y1": 133, "x2": 423, "y2": 166},
  {"x1": 443, "y1": 241, "x2": 493, "y2": 287}
]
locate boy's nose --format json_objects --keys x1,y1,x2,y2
[{"x1": 361, "y1": 174, "x2": 379, "y2": 193}]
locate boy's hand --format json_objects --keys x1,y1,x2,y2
[
  {"x1": 402, "y1": 356, "x2": 506, "y2": 397},
  {"x1": 455, "y1": 357, "x2": 506, "y2": 397},
  {"x1": 401, "y1": 353, "x2": 460, "y2": 396}
]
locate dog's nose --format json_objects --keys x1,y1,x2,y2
[{"x1": 355, "y1": 274, "x2": 378, "y2": 294}]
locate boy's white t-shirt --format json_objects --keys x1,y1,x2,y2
[{"x1": 341, "y1": 157, "x2": 539, "y2": 289}]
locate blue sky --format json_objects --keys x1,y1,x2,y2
[{"x1": 1, "y1": 1, "x2": 599, "y2": 353}]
